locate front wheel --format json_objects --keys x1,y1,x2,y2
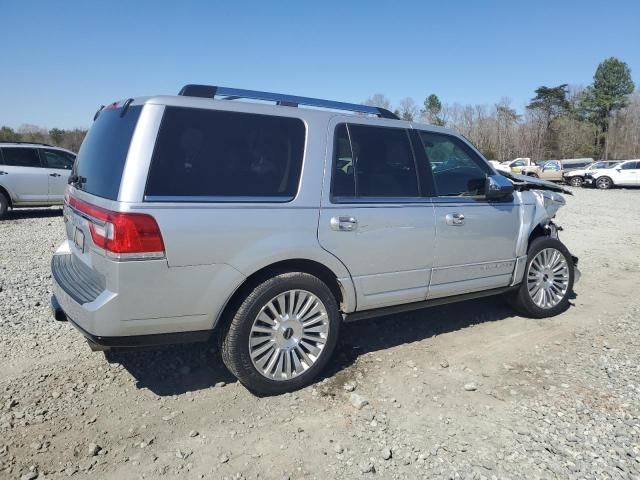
[
  {"x1": 569, "y1": 176, "x2": 583, "y2": 187},
  {"x1": 221, "y1": 272, "x2": 341, "y2": 395},
  {"x1": 508, "y1": 236, "x2": 574, "y2": 318},
  {"x1": 596, "y1": 176, "x2": 612, "y2": 189},
  {"x1": 0, "y1": 193, "x2": 9, "y2": 219}
]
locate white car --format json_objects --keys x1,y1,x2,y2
[
  {"x1": 0, "y1": 142, "x2": 76, "y2": 218},
  {"x1": 562, "y1": 160, "x2": 621, "y2": 187},
  {"x1": 585, "y1": 159, "x2": 640, "y2": 189},
  {"x1": 489, "y1": 160, "x2": 511, "y2": 174}
]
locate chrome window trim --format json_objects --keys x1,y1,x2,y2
[{"x1": 144, "y1": 195, "x2": 295, "y2": 203}]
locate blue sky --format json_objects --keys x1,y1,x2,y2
[{"x1": 1, "y1": 0, "x2": 639, "y2": 129}]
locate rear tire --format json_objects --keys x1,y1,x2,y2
[
  {"x1": 0, "y1": 193, "x2": 9, "y2": 219},
  {"x1": 220, "y1": 272, "x2": 341, "y2": 395},
  {"x1": 596, "y1": 176, "x2": 612, "y2": 190},
  {"x1": 508, "y1": 236, "x2": 574, "y2": 318},
  {"x1": 569, "y1": 176, "x2": 583, "y2": 187}
]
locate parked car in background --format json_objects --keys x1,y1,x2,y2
[
  {"x1": 584, "y1": 159, "x2": 640, "y2": 189},
  {"x1": 499, "y1": 157, "x2": 533, "y2": 173},
  {"x1": 562, "y1": 160, "x2": 621, "y2": 187},
  {"x1": 0, "y1": 142, "x2": 76, "y2": 218},
  {"x1": 520, "y1": 158, "x2": 593, "y2": 182}
]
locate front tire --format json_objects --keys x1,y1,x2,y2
[
  {"x1": 509, "y1": 236, "x2": 574, "y2": 318},
  {"x1": 0, "y1": 193, "x2": 8, "y2": 219},
  {"x1": 596, "y1": 176, "x2": 612, "y2": 190},
  {"x1": 569, "y1": 176, "x2": 583, "y2": 187},
  {"x1": 221, "y1": 272, "x2": 341, "y2": 395}
]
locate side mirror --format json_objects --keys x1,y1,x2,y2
[
  {"x1": 485, "y1": 174, "x2": 514, "y2": 200},
  {"x1": 615, "y1": 168, "x2": 622, "y2": 172}
]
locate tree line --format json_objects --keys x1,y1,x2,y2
[
  {"x1": 1, "y1": 57, "x2": 636, "y2": 161},
  {"x1": 365, "y1": 57, "x2": 638, "y2": 161},
  {"x1": 0, "y1": 125, "x2": 87, "y2": 152}
]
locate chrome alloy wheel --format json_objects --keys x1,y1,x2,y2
[
  {"x1": 249, "y1": 290, "x2": 330, "y2": 381},
  {"x1": 527, "y1": 248, "x2": 570, "y2": 309},
  {"x1": 596, "y1": 177, "x2": 611, "y2": 189}
]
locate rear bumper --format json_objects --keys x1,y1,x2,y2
[
  {"x1": 50, "y1": 240, "x2": 245, "y2": 342},
  {"x1": 51, "y1": 294, "x2": 210, "y2": 348}
]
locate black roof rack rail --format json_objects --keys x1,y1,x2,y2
[
  {"x1": 178, "y1": 84, "x2": 400, "y2": 120},
  {"x1": 0, "y1": 141, "x2": 54, "y2": 147}
]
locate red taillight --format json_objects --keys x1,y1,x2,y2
[{"x1": 66, "y1": 194, "x2": 165, "y2": 257}]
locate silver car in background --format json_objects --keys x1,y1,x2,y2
[
  {"x1": 51, "y1": 85, "x2": 579, "y2": 394},
  {"x1": 0, "y1": 142, "x2": 75, "y2": 218}
]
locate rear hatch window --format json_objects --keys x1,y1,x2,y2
[{"x1": 72, "y1": 105, "x2": 143, "y2": 200}]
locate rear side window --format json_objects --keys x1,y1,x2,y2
[
  {"x1": 621, "y1": 161, "x2": 639, "y2": 169},
  {"x1": 1, "y1": 148, "x2": 41, "y2": 168},
  {"x1": 145, "y1": 107, "x2": 306, "y2": 201},
  {"x1": 42, "y1": 149, "x2": 75, "y2": 169},
  {"x1": 73, "y1": 105, "x2": 143, "y2": 200},
  {"x1": 331, "y1": 124, "x2": 419, "y2": 199}
]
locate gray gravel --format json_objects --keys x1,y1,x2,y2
[{"x1": 1, "y1": 189, "x2": 639, "y2": 479}]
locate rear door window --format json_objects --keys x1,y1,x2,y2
[
  {"x1": 42, "y1": 149, "x2": 75, "y2": 170},
  {"x1": 331, "y1": 124, "x2": 419, "y2": 199},
  {"x1": 145, "y1": 107, "x2": 306, "y2": 201},
  {"x1": 1, "y1": 148, "x2": 41, "y2": 168},
  {"x1": 72, "y1": 105, "x2": 142, "y2": 200}
]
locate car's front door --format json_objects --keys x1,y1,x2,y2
[
  {"x1": 540, "y1": 161, "x2": 562, "y2": 181},
  {"x1": 41, "y1": 149, "x2": 75, "y2": 201},
  {"x1": 414, "y1": 130, "x2": 520, "y2": 299},
  {"x1": 0, "y1": 147, "x2": 49, "y2": 203},
  {"x1": 318, "y1": 121, "x2": 436, "y2": 311}
]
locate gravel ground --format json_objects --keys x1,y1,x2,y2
[{"x1": 0, "y1": 188, "x2": 639, "y2": 480}]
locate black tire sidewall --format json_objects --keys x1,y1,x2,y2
[
  {"x1": 570, "y1": 177, "x2": 583, "y2": 187},
  {"x1": 222, "y1": 272, "x2": 341, "y2": 395},
  {"x1": 596, "y1": 177, "x2": 612, "y2": 189},
  {"x1": 515, "y1": 236, "x2": 574, "y2": 318},
  {"x1": 0, "y1": 194, "x2": 8, "y2": 219}
]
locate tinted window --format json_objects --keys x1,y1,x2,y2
[
  {"x1": 333, "y1": 124, "x2": 418, "y2": 198},
  {"x1": 1, "y1": 148, "x2": 41, "y2": 168},
  {"x1": 332, "y1": 124, "x2": 355, "y2": 197},
  {"x1": 418, "y1": 131, "x2": 489, "y2": 197},
  {"x1": 43, "y1": 149, "x2": 75, "y2": 169},
  {"x1": 73, "y1": 105, "x2": 142, "y2": 200},
  {"x1": 621, "y1": 161, "x2": 638, "y2": 170},
  {"x1": 146, "y1": 107, "x2": 305, "y2": 200}
]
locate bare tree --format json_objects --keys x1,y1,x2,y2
[
  {"x1": 363, "y1": 94, "x2": 392, "y2": 111},
  {"x1": 398, "y1": 97, "x2": 418, "y2": 121}
]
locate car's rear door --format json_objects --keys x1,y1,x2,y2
[
  {"x1": 0, "y1": 147, "x2": 49, "y2": 203},
  {"x1": 414, "y1": 130, "x2": 520, "y2": 299},
  {"x1": 616, "y1": 161, "x2": 640, "y2": 185},
  {"x1": 41, "y1": 148, "x2": 75, "y2": 202},
  {"x1": 318, "y1": 119, "x2": 436, "y2": 311}
]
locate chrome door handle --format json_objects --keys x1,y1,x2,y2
[
  {"x1": 445, "y1": 213, "x2": 465, "y2": 226},
  {"x1": 49, "y1": 173, "x2": 61, "y2": 177},
  {"x1": 330, "y1": 216, "x2": 358, "y2": 231}
]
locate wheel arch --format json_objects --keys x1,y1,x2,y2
[
  {"x1": 0, "y1": 184, "x2": 13, "y2": 207},
  {"x1": 213, "y1": 258, "x2": 354, "y2": 332}
]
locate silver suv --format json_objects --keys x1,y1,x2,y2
[
  {"x1": 51, "y1": 85, "x2": 579, "y2": 394},
  {"x1": 0, "y1": 142, "x2": 76, "y2": 218}
]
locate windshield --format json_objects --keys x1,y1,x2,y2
[{"x1": 72, "y1": 105, "x2": 143, "y2": 200}]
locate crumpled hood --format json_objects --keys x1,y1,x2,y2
[{"x1": 501, "y1": 171, "x2": 572, "y2": 195}]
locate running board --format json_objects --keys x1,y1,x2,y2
[{"x1": 343, "y1": 286, "x2": 518, "y2": 323}]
